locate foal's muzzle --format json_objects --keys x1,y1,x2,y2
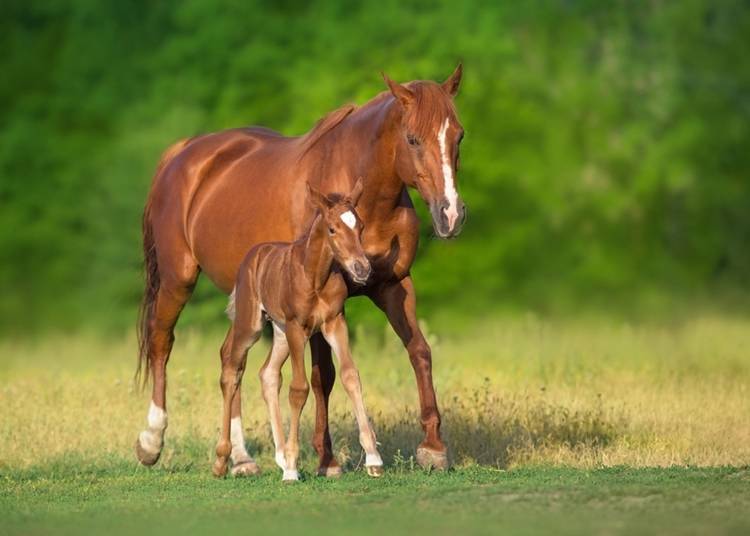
[
  {"x1": 349, "y1": 259, "x2": 372, "y2": 285},
  {"x1": 430, "y1": 198, "x2": 467, "y2": 239}
]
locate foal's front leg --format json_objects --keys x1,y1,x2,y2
[
  {"x1": 258, "y1": 322, "x2": 290, "y2": 471},
  {"x1": 322, "y1": 314, "x2": 384, "y2": 477},
  {"x1": 282, "y1": 321, "x2": 309, "y2": 481}
]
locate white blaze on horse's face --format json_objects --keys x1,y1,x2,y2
[
  {"x1": 340, "y1": 210, "x2": 356, "y2": 229},
  {"x1": 437, "y1": 117, "x2": 460, "y2": 230}
]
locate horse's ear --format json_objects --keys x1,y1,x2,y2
[
  {"x1": 442, "y1": 62, "x2": 463, "y2": 98},
  {"x1": 306, "y1": 182, "x2": 332, "y2": 211},
  {"x1": 349, "y1": 177, "x2": 364, "y2": 206},
  {"x1": 382, "y1": 72, "x2": 414, "y2": 107}
]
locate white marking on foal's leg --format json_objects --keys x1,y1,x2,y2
[
  {"x1": 225, "y1": 288, "x2": 237, "y2": 321},
  {"x1": 366, "y1": 453, "x2": 384, "y2": 467},
  {"x1": 138, "y1": 400, "x2": 167, "y2": 455},
  {"x1": 340, "y1": 210, "x2": 356, "y2": 229},
  {"x1": 437, "y1": 117, "x2": 459, "y2": 229},
  {"x1": 282, "y1": 468, "x2": 299, "y2": 481},
  {"x1": 229, "y1": 416, "x2": 254, "y2": 464}
]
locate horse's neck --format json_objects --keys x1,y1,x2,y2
[
  {"x1": 337, "y1": 99, "x2": 405, "y2": 213},
  {"x1": 298, "y1": 215, "x2": 334, "y2": 291}
]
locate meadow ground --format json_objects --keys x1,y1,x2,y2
[{"x1": 1, "y1": 314, "x2": 749, "y2": 534}]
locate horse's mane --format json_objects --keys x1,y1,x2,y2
[
  {"x1": 298, "y1": 103, "x2": 357, "y2": 157},
  {"x1": 296, "y1": 80, "x2": 454, "y2": 159}
]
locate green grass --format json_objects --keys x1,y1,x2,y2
[
  {"x1": 1, "y1": 315, "x2": 749, "y2": 534},
  {"x1": 2, "y1": 464, "x2": 749, "y2": 535}
]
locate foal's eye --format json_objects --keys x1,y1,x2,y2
[
  {"x1": 407, "y1": 134, "x2": 420, "y2": 146},
  {"x1": 328, "y1": 227, "x2": 335, "y2": 235}
]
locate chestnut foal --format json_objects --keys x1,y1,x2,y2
[{"x1": 213, "y1": 179, "x2": 384, "y2": 481}]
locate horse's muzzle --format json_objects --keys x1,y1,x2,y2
[{"x1": 430, "y1": 198, "x2": 466, "y2": 239}]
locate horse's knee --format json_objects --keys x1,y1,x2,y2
[{"x1": 408, "y1": 340, "x2": 432, "y2": 372}]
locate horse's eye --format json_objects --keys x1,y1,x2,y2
[
  {"x1": 407, "y1": 134, "x2": 420, "y2": 146},
  {"x1": 328, "y1": 227, "x2": 335, "y2": 235}
]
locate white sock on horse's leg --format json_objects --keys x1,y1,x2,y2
[{"x1": 138, "y1": 400, "x2": 167, "y2": 456}]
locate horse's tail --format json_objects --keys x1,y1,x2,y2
[{"x1": 135, "y1": 138, "x2": 190, "y2": 388}]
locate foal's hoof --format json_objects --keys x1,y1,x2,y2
[
  {"x1": 366, "y1": 465, "x2": 384, "y2": 478},
  {"x1": 212, "y1": 459, "x2": 229, "y2": 478},
  {"x1": 416, "y1": 447, "x2": 449, "y2": 470},
  {"x1": 134, "y1": 438, "x2": 161, "y2": 466},
  {"x1": 316, "y1": 464, "x2": 343, "y2": 478},
  {"x1": 282, "y1": 469, "x2": 300, "y2": 482},
  {"x1": 231, "y1": 460, "x2": 261, "y2": 477}
]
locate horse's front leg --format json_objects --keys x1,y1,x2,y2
[
  {"x1": 369, "y1": 275, "x2": 448, "y2": 470},
  {"x1": 309, "y1": 334, "x2": 341, "y2": 477},
  {"x1": 322, "y1": 314, "x2": 383, "y2": 477}
]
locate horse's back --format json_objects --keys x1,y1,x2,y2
[{"x1": 148, "y1": 126, "x2": 310, "y2": 293}]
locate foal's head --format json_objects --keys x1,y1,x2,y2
[
  {"x1": 384, "y1": 64, "x2": 467, "y2": 239},
  {"x1": 307, "y1": 178, "x2": 371, "y2": 285}
]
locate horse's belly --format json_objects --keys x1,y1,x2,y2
[{"x1": 187, "y1": 156, "x2": 308, "y2": 293}]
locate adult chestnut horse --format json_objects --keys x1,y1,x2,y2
[{"x1": 135, "y1": 65, "x2": 466, "y2": 475}]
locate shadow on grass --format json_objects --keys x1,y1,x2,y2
[{"x1": 326, "y1": 382, "x2": 624, "y2": 469}]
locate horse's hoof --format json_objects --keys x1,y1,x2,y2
[
  {"x1": 212, "y1": 459, "x2": 228, "y2": 478},
  {"x1": 231, "y1": 460, "x2": 261, "y2": 477},
  {"x1": 134, "y1": 438, "x2": 161, "y2": 466},
  {"x1": 316, "y1": 464, "x2": 343, "y2": 478},
  {"x1": 366, "y1": 465, "x2": 384, "y2": 478},
  {"x1": 416, "y1": 447, "x2": 449, "y2": 470}
]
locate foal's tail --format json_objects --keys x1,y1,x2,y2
[{"x1": 135, "y1": 139, "x2": 190, "y2": 388}]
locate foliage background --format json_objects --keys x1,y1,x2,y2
[{"x1": 1, "y1": 0, "x2": 749, "y2": 333}]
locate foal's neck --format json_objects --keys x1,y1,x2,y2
[{"x1": 300, "y1": 215, "x2": 335, "y2": 291}]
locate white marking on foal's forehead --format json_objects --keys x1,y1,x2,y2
[{"x1": 340, "y1": 210, "x2": 356, "y2": 229}]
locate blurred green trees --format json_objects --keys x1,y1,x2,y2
[{"x1": 1, "y1": 0, "x2": 748, "y2": 332}]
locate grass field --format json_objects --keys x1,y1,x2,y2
[{"x1": 1, "y1": 314, "x2": 749, "y2": 534}]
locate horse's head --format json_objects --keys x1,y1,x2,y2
[
  {"x1": 384, "y1": 64, "x2": 467, "y2": 239},
  {"x1": 307, "y1": 178, "x2": 371, "y2": 285}
]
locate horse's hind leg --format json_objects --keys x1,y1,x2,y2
[{"x1": 135, "y1": 275, "x2": 196, "y2": 466}]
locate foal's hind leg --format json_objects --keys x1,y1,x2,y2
[
  {"x1": 219, "y1": 334, "x2": 260, "y2": 477},
  {"x1": 214, "y1": 317, "x2": 262, "y2": 478},
  {"x1": 322, "y1": 315, "x2": 383, "y2": 477},
  {"x1": 135, "y1": 272, "x2": 197, "y2": 466}
]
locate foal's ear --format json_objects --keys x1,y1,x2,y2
[
  {"x1": 306, "y1": 182, "x2": 332, "y2": 211},
  {"x1": 442, "y1": 62, "x2": 463, "y2": 98},
  {"x1": 348, "y1": 177, "x2": 364, "y2": 206},
  {"x1": 382, "y1": 72, "x2": 414, "y2": 107}
]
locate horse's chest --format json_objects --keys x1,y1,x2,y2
[{"x1": 363, "y1": 213, "x2": 419, "y2": 281}]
